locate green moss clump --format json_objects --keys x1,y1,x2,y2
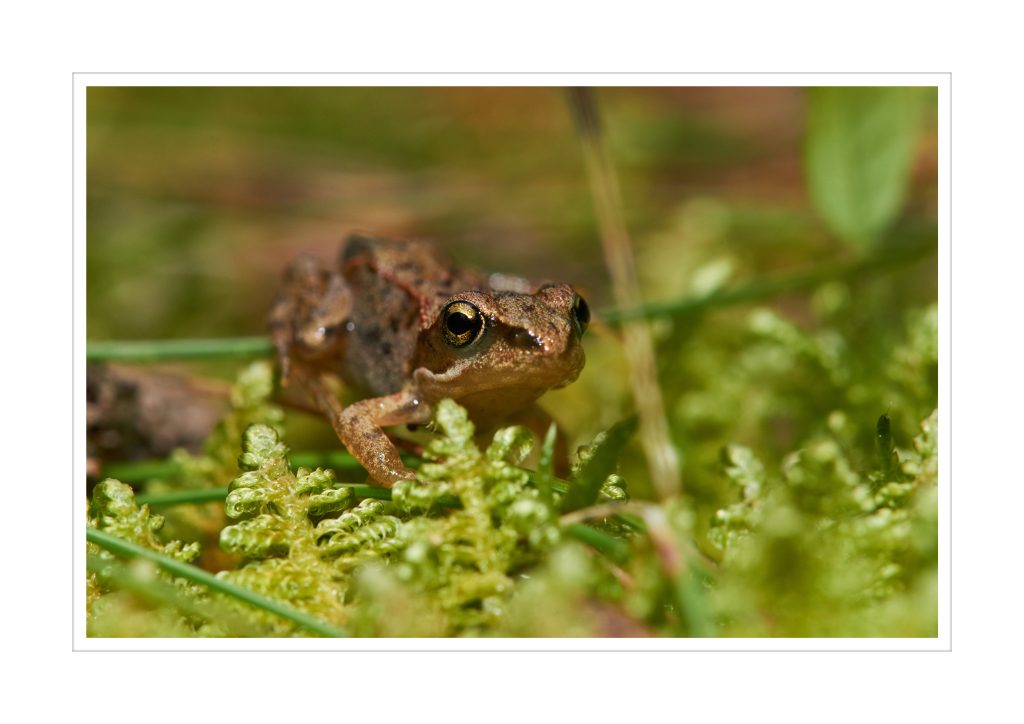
[
  {"x1": 138, "y1": 361, "x2": 287, "y2": 557},
  {"x1": 383, "y1": 400, "x2": 561, "y2": 633},
  {"x1": 210, "y1": 400, "x2": 572, "y2": 635},
  {"x1": 708, "y1": 410, "x2": 938, "y2": 636},
  {"x1": 87, "y1": 479, "x2": 208, "y2": 636},
  {"x1": 216, "y1": 424, "x2": 370, "y2": 634}
]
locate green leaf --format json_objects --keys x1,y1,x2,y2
[
  {"x1": 561, "y1": 416, "x2": 638, "y2": 513},
  {"x1": 875, "y1": 413, "x2": 899, "y2": 478},
  {"x1": 534, "y1": 422, "x2": 559, "y2": 504},
  {"x1": 805, "y1": 87, "x2": 927, "y2": 248}
]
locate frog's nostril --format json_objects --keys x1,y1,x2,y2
[{"x1": 510, "y1": 328, "x2": 543, "y2": 350}]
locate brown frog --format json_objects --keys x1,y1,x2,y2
[{"x1": 270, "y1": 234, "x2": 589, "y2": 487}]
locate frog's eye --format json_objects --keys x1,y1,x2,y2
[
  {"x1": 441, "y1": 300, "x2": 485, "y2": 348},
  {"x1": 572, "y1": 293, "x2": 591, "y2": 335}
]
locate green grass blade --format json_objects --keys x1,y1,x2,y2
[
  {"x1": 674, "y1": 564, "x2": 715, "y2": 637},
  {"x1": 87, "y1": 335, "x2": 274, "y2": 362},
  {"x1": 563, "y1": 524, "x2": 631, "y2": 564},
  {"x1": 104, "y1": 450, "x2": 420, "y2": 485},
  {"x1": 84, "y1": 237, "x2": 934, "y2": 362},
  {"x1": 561, "y1": 416, "x2": 638, "y2": 513},
  {"x1": 133, "y1": 487, "x2": 231, "y2": 507},
  {"x1": 534, "y1": 422, "x2": 559, "y2": 504},
  {"x1": 602, "y1": 235, "x2": 934, "y2": 324},
  {"x1": 136, "y1": 483, "x2": 463, "y2": 510},
  {"x1": 86, "y1": 527, "x2": 348, "y2": 637},
  {"x1": 87, "y1": 554, "x2": 265, "y2": 636}
]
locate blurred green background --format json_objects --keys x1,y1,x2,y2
[{"x1": 86, "y1": 86, "x2": 935, "y2": 334}]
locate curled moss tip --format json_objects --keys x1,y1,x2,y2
[
  {"x1": 434, "y1": 398, "x2": 475, "y2": 444},
  {"x1": 486, "y1": 425, "x2": 534, "y2": 465},
  {"x1": 306, "y1": 486, "x2": 355, "y2": 519},
  {"x1": 224, "y1": 486, "x2": 268, "y2": 520},
  {"x1": 238, "y1": 423, "x2": 287, "y2": 470},
  {"x1": 219, "y1": 515, "x2": 290, "y2": 559},
  {"x1": 91, "y1": 479, "x2": 142, "y2": 521},
  {"x1": 392, "y1": 479, "x2": 454, "y2": 515}
]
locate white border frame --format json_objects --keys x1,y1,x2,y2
[{"x1": 73, "y1": 72, "x2": 950, "y2": 651}]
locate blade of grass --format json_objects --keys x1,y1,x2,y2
[
  {"x1": 563, "y1": 524, "x2": 631, "y2": 564},
  {"x1": 87, "y1": 335, "x2": 274, "y2": 362},
  {"x1": 134, "y1": 487, "x2": 230, "y2": 507},
  {"x1": 602, "y1": 233, "x2": 934, "y2": 324},
  {"x1": 875, "y1": 412, "x2": 899, "y2": 482},
  {"x1": 86, "y1": 527, "x2": 348, "y2": 637},
  {"x1": 100, "y1": 459, "x2": 183, "y2": 483},
  {"x1": 561, "y1": 416, "x2": 638, "y2": 513},
  {"x1": 103, "y1": 449, "x2": 420, "y2": 484},
  {"x1": 566, "y1": 87, "x2": 681, "y2": 500},
  {"x1": 118, "y1": 452, "x2": 562, "y2": 506},
  {"x1": 534, "y1": 422, "x2": 559, "y2": 505},
  {"x1": 87, "y1": 554, "x2": 266, "y2": 636},
  {"x1": 136, "y1": 483, "x2": 462, "y2": 510},
  {"x1": 83, "y1": 233, "x2": 934, "y2": 363},
  {"x1": 634, "y1": 506, "x2": 715, "y2": 637}
]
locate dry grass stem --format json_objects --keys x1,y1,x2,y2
[{"x1": 566, "y1": 87, "x2": 681, "y2": 500}]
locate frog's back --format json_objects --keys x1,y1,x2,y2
[{"x1": 339, "y1": 235, "x2": 485, "y2": 395}]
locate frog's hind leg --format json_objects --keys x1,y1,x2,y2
[
  {"x1": 270, "y1": 254, "x2": 327, "y2": 386},
  {"x1": 270, "y1": 254, "x2": 351, "y2": 386}
]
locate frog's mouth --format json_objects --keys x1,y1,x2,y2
[
  {"x1": 446, "y1": 386, "x2": 559, "y2": 424},
  {"x1": 551, "y1": 367, "x2": 582, "y2": 389},
  {"x1": 413, "y1": 345, "x2": 584, "y2": 402}
]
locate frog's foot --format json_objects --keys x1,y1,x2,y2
[{"x1": 299, "y1": 371, "x2": 428, "y2": 487}]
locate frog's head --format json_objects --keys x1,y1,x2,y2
[{"x1": 412, "y1": 283, "x2": 588, "y2": 419}]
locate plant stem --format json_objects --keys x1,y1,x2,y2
[
  {"x1": 84, "y1": 238, "x2": 934, "y2": 362},
  {"x1": 560, "y1": 501, "x2": 647, "y2": 526},
  {"x1": 103, "y1": 450, "x2": 419, "y2": 484},
  {"x1": 563, "y1": 524, "x2": 631, "y2": 564},
  {"x1": 631, "y1": 506, "x2": 715, "y2": 637},
  {"x1": 135, "y1": 487, "x2": 230, "y2": 507},
  {"x1": 602, "y1": 234, "x2": 934, "y2": 324},
  {"x1": 566, "y1": 86, "x2": 681, "y2": 501},
  {"x1": 134, "y1": 483, "x2": 456, "y2": 509},
  {"x1": 87, "y1": 527, "x2": 348, "y2": 637},
  {"x1": 100, "y1": 459, "x2": 183, "y2": 483},
  {"x1": 87, "y1": 335, "x2": 274, "y2": 362}
]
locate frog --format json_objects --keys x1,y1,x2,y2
[{"x1": 270, "y1": 233, "x2": 590, "y2": 487}]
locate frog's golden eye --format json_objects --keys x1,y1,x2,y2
[
  {"x1": 441, "y1": 300, "x2": 485, "y2": 348},
  {"x1": 572, "y1": 293, "x2": 591, "y2": 335}
]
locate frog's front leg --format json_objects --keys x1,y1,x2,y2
[
  {"x1": 337, "y1": 390, "x2": 433, "y2": 486},
  {"x1": 301, "y1": 372, "x2": 429, "y2": 486}
]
